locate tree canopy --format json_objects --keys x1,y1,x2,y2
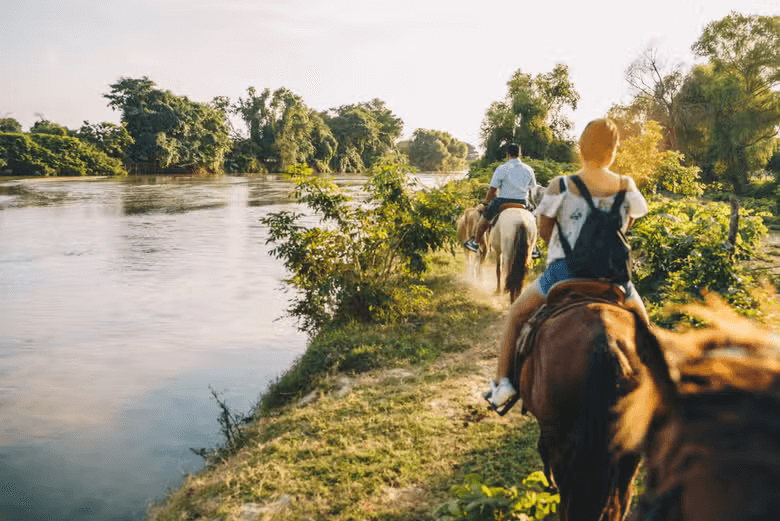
[
  {"x1": 104, "y1": 77, "x2": 231, "y2": 172},
  {"x1": 405, "y1": 129, "x2": 468, "y2": 172},
  {"x1": 480, "y1": 64, "x2": 579, "y2": 163}
]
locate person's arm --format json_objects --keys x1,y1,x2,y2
[{"x1": 536, "y1": 176, "x2": 563, "y2": 244}]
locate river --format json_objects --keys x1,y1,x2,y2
[{"x1": 0, "y1": 172, "x2": 462, "y2": 520}]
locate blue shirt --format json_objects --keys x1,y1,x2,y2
[{"x1": 489, "y1": 158, "x2": 537, "y2": 200}]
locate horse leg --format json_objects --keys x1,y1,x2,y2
[
  {"x1": 495, "y1": 252, "x2": 501, "y2": 294},
  {"x1": 537, "y1": 437, "x2": 558, "y2": 493}
]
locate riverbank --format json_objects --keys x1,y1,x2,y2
[
  {"x1": 145, "y1": 252, "x2": 545, "y2": 520},
  {"x1": 145, "y1": 239, "x2": 780, "y2": 521}
]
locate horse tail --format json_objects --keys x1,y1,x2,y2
[
  {"x1": 565, "y1": 330, "x2": 635, "y2": 521},
  {"x1": 505, "y1": 224, "x2": 529, "y2": 300}
]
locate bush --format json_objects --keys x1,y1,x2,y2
[
  {"x1": 631, "y1": 197, "x2": 768, "y2": 324},
  {"x1": 0, "y1": 132, "x2": 126, "y2": 176},
  {"x1": 260, "y1": 160, "x2": 466, "y2": 333}
]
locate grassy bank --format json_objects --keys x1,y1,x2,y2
[{"x1": 146, "y1": 252, "x2": 544, "y2": 521}]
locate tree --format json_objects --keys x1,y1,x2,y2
[
  {"x1": 74, "y1": 121, "x2": 134, "y2": 159},
  {"x1": 323, "y1": 99, "x2": 403, "y2": 172},
  {"x1": 406, "y1": 129, "x2": 468, "y2": 172},
  {"x1": 480, "y1": 64, "x2": 579, "y2": 163},
  {"x1": 674, "y1": 13, "x2": 780, "y2": 192},
  {"x1": 233, "y1": 86, "x2": 337, "y2": 173},
  {"x1": 104, "y1": 77, "x2": 231, "y2": 172},
  {"x1": 0, "y1": 117, "x2": 22, "y2": 133},
  {"x1": 624, "y1": 47, "x2": 686, "y2": 150},
  {"x1": 30, "y1": 119, "x2": 69, "y2": 136}
]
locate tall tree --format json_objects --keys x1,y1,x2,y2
[
  {"x1": 676, "y1": 13, "x2": 780, "y2": 192},
  {"x1": 104, "y1": 77, "x2": 231, "y2": 172},
  {"x1": 323, "y1": 99, "x2": 403, "y2": 173},
  {"x1": 406, "y1": 129, "x2": 468, "y2": 171},
  {"x1": 480, "y1": 64, "x2": 579, "y2": 163},
  {"x1": 233, "y1": 87, "x2": 336, "y2": 172},
  {"x1": 624, "y1": 47, "x2": 685, "y2": 150}
]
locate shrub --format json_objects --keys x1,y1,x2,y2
[
  {"x1": 260, "y1": 160, "x2": 465, "y2": 333},
  {"x1": 631, "y1": 197, "x2": 768, "y2": 324},
  {"x1": 0, "y1": 132, "x2": 126, "y2": 176}
]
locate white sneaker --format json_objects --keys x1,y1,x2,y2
[{"x1": 490, "y1": 377, "x2": 517, "y2": 408}]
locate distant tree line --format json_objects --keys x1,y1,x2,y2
[{"x1": 1, "y1": 79, "x2": 473, "y2": 176}]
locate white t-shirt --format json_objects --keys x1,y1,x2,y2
[
  {"x1": 489, "y1": 158, "x2": 537, "y2": 200},
  {"x1": 535, "y1": 176, "x2": 649, "y2": 265}
]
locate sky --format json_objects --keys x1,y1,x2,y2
[{"x1": 1, "y1": 0, "x2": 778, "y2": 150}]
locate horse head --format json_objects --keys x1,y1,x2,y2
[{"x1": 615, "y1": 294, "x2": 780, "y2": 521}]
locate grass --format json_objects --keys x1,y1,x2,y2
[
  {"x1": 145, "y1": 231, "x2": 780, "y2": 521},
  {"x1": 146, "y1": 251, "x2": 544, "y2": 521}
]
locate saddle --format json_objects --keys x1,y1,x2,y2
[
  {"x1": 487, "y1": 202, "x2": 527, "y2": 227},
  {"x1": 510, "y1": 279, "x2": 628, "y2": 413}
]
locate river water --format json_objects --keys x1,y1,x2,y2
[{"x1": 0, "y1": 172, "x2": 461, "y2": 520}]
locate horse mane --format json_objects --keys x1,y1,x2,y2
[
  {"x1": 615, "y1": 295, "x2": 780, "y2": 518},
  {"x1": 614, "y1": 294, "x2": 780, "y2": 454}
]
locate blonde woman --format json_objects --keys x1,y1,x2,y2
[{"x1": 486, "y1": 118, "x2": 650, "y2": 409}]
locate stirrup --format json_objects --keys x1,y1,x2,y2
[{"x1": 484, "y1": 393, "x2": 521, "y2": 416}]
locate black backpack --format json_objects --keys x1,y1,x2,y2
[{"x1": 556, "y1": 175, "x2": 632, "y2": 284}]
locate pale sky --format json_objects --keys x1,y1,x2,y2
[{"x1": 1, "y1": 0, "x2": 778, "y2": 149}]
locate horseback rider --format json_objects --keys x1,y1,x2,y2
[
  {"x1": 463, "y1": 143, "x2": 537, "y2": 253},
  {"x1": 485, "y1": 118, "x2": 650, "y2": 410}
]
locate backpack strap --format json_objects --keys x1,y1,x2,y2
[
  {"x1": 568, "y1": 175, "x2": 596, "y2": 211},
  {"x1": 555, "y1": 176, "x2": 573, "y2": 259},
  {"x1": 609, "y1": 175, "x2": 628, "y2": 215}
]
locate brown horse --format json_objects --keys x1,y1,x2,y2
[
  {"x1": 614, "y1": 295, "x2": 780, "y2": 521},
  {"x1": 514, "y1": 280, "x2": 656, "y2": 521}
]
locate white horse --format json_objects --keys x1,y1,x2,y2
[{"x1": 487, "y1": 207, "x2": 538, "y2": 303}]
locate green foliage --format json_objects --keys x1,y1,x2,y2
[
  {"x1": 0, "y1": 132, "x2": 125, "y2": 176},
  {"x1": 104, "y1": 76, "x2": 231, "y2": 172},
  {"x1": 434, "y1": 472, "x2": 560, "y2": 521},
  {"x1": 232, "y1": 86, "x2": 337, "y2": 173},
  {"x1": 672, "y1": 13, "x2": 780, "y2": 193},
  {"x1": 260, "y1": 160, "x2": 464, "y2": 333},
  {"x1": 74, "y1": 121, "x2": 134, "y2": 159},
  {"x1": 30, "y1": 119, "x2": 69, "y2": 136},
  {"x1": 480, "y1": 64, "x2": 579, "y2": 163},
  {"x1": 323, "y1": 98, "x2": 403, "y2": 172},
  {"x1": 406, "y1": 128, "x2": 469, "y2": 172},
  {"x1": 0, "y1": 117, "x2": 22, "y2": 133},
  {"x1": 613, "y1": 121, "x2": 703, "y2": 196},
  {"x1": 631, "y1": 197, "x2": 768, "y2": 324}
]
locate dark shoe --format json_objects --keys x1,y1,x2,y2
[
  {"x1": 532, "y1": 247, "x2": 541, "y2": 259},
  {"x1": 464, "y1": 239, "x2": 480, "y2": 252}
]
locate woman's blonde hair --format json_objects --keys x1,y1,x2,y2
[{"x1": 579, "y1": 118, "x2": 619, "y2": 166}]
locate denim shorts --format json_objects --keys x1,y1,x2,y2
[
  {"x1": 534, "y1": 258, "x2": 633, "y2": 298},
  {"x1": 483, "y1": 197, "x2": 526, "y2": 220}
]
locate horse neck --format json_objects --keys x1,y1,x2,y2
[{"x1": 641, "y1": 387, "x2": 780, "y2": 521}]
